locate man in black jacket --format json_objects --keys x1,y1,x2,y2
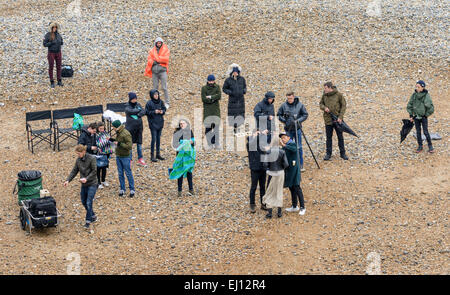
[
  {"x1": 254, "y1": 91, "x2": 275, "y2": 144},
  {"x1": 246, "y1": 129, "x2": 269, "y2": 213},
  {"x1": 64, "y1": 145, "x2": 98, "y2": 230},
  {"x1": 277, "y1": 91, "x2": 308, "y2": 171},
  {"x1": 223, "y1": 64, "x2": 247, "y2": 134},
  {"x1": 78, "y1": 123, "x2": 97, "y2": 155}
]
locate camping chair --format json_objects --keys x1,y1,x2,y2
[
  {"x1": 77, "y1": 105, "x2": 104, "y2": 127},
  {"x1": 105, "y1": 102, "x2": 127, "y2": 134},
  {"x1": 52, "y1": 108, "x2": 79, "y2": 151},
  {"x1": 26, "y1": 110, "x2": 53, "y2": 153}
]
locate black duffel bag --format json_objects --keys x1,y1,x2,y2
[
  {"x1": 29, "y1": 196, "x2": 57, "y2": 217},
  {"x1": 61, "y1": 65, "x2": 74, "y2": 77}
]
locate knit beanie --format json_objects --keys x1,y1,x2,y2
[
  {"x1": 416, "y1": 80, "x2": 426, "y2": 88},
  {"x1": 265, "y1": 91, "x2": 275, "y2": 99},
  {"x1": 128, "y1": 92, "x2": 137, "y2": 102},
  {"x1": 207, "y1": 74, "x2": 216, "y2": 81},
  {"x1": 112, "y1": 120, "x2": 122, "y2": 128}
]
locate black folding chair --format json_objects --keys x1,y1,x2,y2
[
  {"x1": 105, "y1": 102, "x2": 127, "y2": 134},
  {"x1": 52, "y1": 108, "x2": 79, "y2": 151},
  {"x1": 26, "y1": 110, "x2": 53, "y2": 153},
  {"x1": 77, "y1": 105, "x2": 104, "y2": 127}
]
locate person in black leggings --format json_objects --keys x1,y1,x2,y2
[{"x1": 95, "y1": 122, "x2": 112, "y2": 189}]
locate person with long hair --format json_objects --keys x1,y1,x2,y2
[
  {"x1": 95, "y1": 122, "x2": 113, "y2": 189},
  {"x1": 43, "y1": 22, "x2": 64, "y2": 88},
  {"x1": 169, "y1": 119, "x2": 195, "y2": 197}
]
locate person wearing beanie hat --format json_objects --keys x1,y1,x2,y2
[
  {"x1": 407, "y1": 80, "x2": 435, "y2": 153},
  {"x1": 110, "y1": 118, "x2": 135, "y2": 197},
  {"x1": 144, "y1": 37, "x2": 171, "y2": 109},
  {"x1": 125, "y1": 92, "x2": 147, "y2": 166},
  {"x1": 145, "y1": 89, "x2": 167, "y2": 162},
  {"x1": 254, "y1": 91, "x2": 276, "y2": 144},
  {"x1": 223, "y1": 63, "x2": 247, "y2": 134},
  {"x1": 202, "y1": 74, "x2": 222, "y2": 149}
]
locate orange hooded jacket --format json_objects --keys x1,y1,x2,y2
[{"x1": 144, "y1": 42, "x2": 170, "y2": 78}]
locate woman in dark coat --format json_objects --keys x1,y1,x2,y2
[
  {"x1": 43, "y1": 22, "x2": 64, "y2": 88},
  {"x1": 222, "y1": 63, "x2": 247, "y2": 133},
  {"x1": 280, "y1": 132, "x2": 306, "y2": 215},
  {"x1": 125, "y1": 92, "x2": 146, "y2": 166},
  {"x1": 145, "y1": 89, "x2": 167, "y2": 162}
]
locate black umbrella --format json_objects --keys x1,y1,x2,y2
[
  {"x1": 400, "y1": 119, "x2": 414, "y2": 143},
  {"x1": 330, "y1": 113, "x2": 359, "y2": 137}
]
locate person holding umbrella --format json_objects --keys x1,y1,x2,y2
[
  {"x1": 320, "y1": 82, "x2": 348, "y2": 160},
  {"x1": 406, "y1": 80, "x2": 435, "y2": 153}
]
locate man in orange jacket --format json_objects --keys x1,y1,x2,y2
[{"x1": 145, "y1": 37, "x2": 170, "y2": 109}]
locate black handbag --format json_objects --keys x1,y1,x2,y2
[{"x1": 61, "y1": 65, "x2": 74, "y2": 77}]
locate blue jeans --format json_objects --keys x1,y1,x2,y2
[
  {"x1": 130, "y1": 144, "x2": 143, "y2": 160},
  {"x1": 288, "y1": 129, "x2": 304, "y2": 167},
  {"x1": 80, "y1": 185, "x2": 97, "y2": 223},
  {"x1": 116, "y1": 156, "x2": 135, "y2": 192},
  {"x1": 150, "y1": 128, "x2": 162, "y2": 156}
]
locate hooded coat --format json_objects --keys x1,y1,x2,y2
[
  {"x1": 254, "y1": 95, "x2": 275, "y2": 132},
  {"x1": 145, "y1": 89, "x2": 167, "y2": 130},
  {"x1": 222, "y1": 64, "x2": 247, "y2": 120},
  {"x1": 113, "y1": 125, "x2": 133, "y2": 157},
  {"x1": 43, "y1": 22, "x2": 63, "y2": 53},
  {"x1": 125, "y1": 99, "x2": 146, "y2": 144},
  {"x1": 406, "y1": 89, "x2": 434, "y2": 120},
  {"x1": 144, "y1": 37, "x2": 170, "y2": 78},
  {"x1": 319, "y1": 87, "x2": 347, "y2": 125},
  {"x1": 277, "y1": 97, "x2": 308, "y2": 132}
]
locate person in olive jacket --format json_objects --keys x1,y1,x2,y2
[
  {"x1": 145, "y1": 89, "x2": 167, "y2": 162},
  {"x1": 64, "y1": 145, "x2": 98, "y2": 229},
  {"x1": 43, "y1": 22, "x2": 64, "y2": 88},
  {"x1": 201, "y1": 74, "x2": 221, "y2": 148},
  {"x1": 407, "y1": 80, "x2": 435, "y2": 153},
  {"x1": 319, "y1": 82, "x2": 348, "y2": 160},
  {"x1": 222, "y1": 64, "x2": 247, "y2": 134},
  {"x1": 125, "y1": 92, "x2": 147, "y2": 166},
  {"x1": 110, "y1": 120, "x2": 135, "y2": 198},
  {"x1": 279, "y1": 132, "x2": 306, "y2": 216}
]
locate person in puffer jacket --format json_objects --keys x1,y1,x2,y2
[
  {"x1": 125, "y1": 92, "x2": 147, "y2": 166},
  {"x1": 254, "y1": 91, "x2": 275, "y2": 144},
  {"x1": 406, "y1": 80, "x2": 435, "y2": 153},
  {"x1": 277, "y1": 91, "x2": 308, "y2": 170},
  {"x1": 145, "y1": 89, "x2": 167, "y2": 162},
  {"x1": 78, "y1": 123, "x2": 98, "y2": 155}
]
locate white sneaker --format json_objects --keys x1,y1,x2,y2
[
  {"x1": 285, "y1": 206, "x2": 300, "y2": 212},
  {"x1": 301, "y1": 167, "x2": 306, "y2": 172},
  {"x1": 98, "y1": 184, "x2": 104, "y2": 189},
  {"x1": 102, "y1": 181, "x2": 109, "y2": 187},
  {"x1": 299, "y1": 208, "x2": 306, "y2": 215},
  {"x1": 165, "y1": 102, "x2": 170, "y2": 110}
]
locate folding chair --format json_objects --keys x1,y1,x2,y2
[
  {"x1": 105, "y1": 102, "x2": 127, "y2": 134},
  {"x1": 77, "y1": 105, "x2": 104, "y2": 127},
  {"x1": 52, "y1": 108, "x2": 79, "y2": 151},
  {"x1": 26, "y1": 110, "x2": 53, "y2": 153}
]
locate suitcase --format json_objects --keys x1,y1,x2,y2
[{"x1": 29, "y1": 196, "x2": 57, "y2": 217}]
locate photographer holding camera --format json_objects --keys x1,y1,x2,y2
[{"x1": 277, "y1": 92, "x2": 308, "y2": 172}]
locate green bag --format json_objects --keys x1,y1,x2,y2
[
  {"x1": 72, "y1": 113, "x2": 84, "y2": 130},
  {"x1": 13, "y1": 171, "x2": 43, "y2": 205}
]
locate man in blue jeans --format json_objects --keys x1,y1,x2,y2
[
  {"x1": 64, "y1": 144, "x2": 98, "y2": 230},
  {"x1": 277, "y1": 91, "x2": 308, "y2": 171},
  {"x1": 110, "y1": 120, "x2": 135, "y2": 198}
]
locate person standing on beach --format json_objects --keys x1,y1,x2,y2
[{"x1": 43, "y1": 22, "x2": 64, "y2": 88}]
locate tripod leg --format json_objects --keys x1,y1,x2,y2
[{"x1": 299, "y1": 125, "x2": 320, "y2": 169}]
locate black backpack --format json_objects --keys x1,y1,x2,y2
[
  {"x1": 29, "y1": 196, "x2": 57, "y2": 217},
  {"x1": 61, "y1": 65, "x2": 74, "y2": 77}
]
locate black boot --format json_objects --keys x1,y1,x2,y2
[
  {"x1": 323, "y1": 154, "x2": 331, "y2": 161},
  {"x1": 50, "y1": 80, "x2": 55, "y2": 88},
  {"x1": 57, "y1": 79, "x2": 63, "y2": 86},
  {"x1": 277, "y1": 207, "x2": 282, "y2": 218},
  {"x1": 151, "y1": 153, "x2": 157, "y2": 162},
  {"x1": 265, "y1": 208, "x2": 272, "y2": 219},
  {"x1": 156, "y1": 154, "x2": 165, "y2": 161}
]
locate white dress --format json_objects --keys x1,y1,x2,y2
[{"x1": 262, "y1": 170, "x2": 284, "y2": 208}]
